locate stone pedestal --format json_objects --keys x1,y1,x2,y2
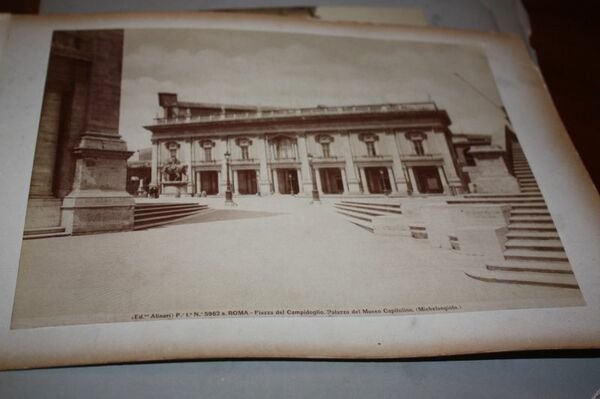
[
  {"x1": 61, "y1": 133, "x2": 134, "y2": 235},
  {"x1": 259, "y1": 180, "x2": 271, "y2": 196},
  {"x1": 24, "y1": 197, "x2": 62, "y2": 229},
  {"x1": 456, "y1": 226, "x2": 508, "y2": 261},
  {"x1": 466, "y1": 145, "x2": 519, "y2": 193},
  {"x1": 422, "y1": 203, "x2": 510, "y2": 250},
  {"x1": 160, "y1": 181, "x2": 190, "y2": 198}
]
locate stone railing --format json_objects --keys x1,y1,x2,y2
[{"x1": 152, "y1": 102, "x2": 438, "y2": 125}]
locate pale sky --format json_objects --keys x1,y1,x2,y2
[{"x1": 119, "y1": 28, "x2": 507, "y2": 154}]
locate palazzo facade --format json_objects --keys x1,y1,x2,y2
[{"x1": 144, "y1": 93, "x2": 466, "y2": 197}]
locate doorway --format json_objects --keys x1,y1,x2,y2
[
  {"x1": 237, "y1": 170, "x2": 258, "y2": 195},
  {"x1": 276, "y1": 169, "x2": 299, "y2": 194},
  {"x1": 364, "y1": 167, "x2": 391, "y2": 194},
  {"x1": 319, "y1": 168, "x2": 344, "y2": 194},
  {"x1": 199, "y1": 171, "x2": 219, "y2": 195},
  {"x1": 414, "y1": 166, "x2": 444, "y2": 194}
]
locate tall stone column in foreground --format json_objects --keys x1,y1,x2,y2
[{"x1": 61, "y1": 31, "x2": 134, "y2": 235}]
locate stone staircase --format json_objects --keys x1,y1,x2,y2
[
  {"x1": 134, "y1": 202, "x2": 211, "y2": 230},
  {"x1": 23, "y1": 226, "x2": 70, "y2": 240},
  {"x1": 459, "y1": 142, "x2": 578, "y2": 289},
  {"x1": 333, "y1": 200, "x2": 402, "y2": 232}
]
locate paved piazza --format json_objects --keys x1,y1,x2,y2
[{"x1": 12, "y1": 196, "x2": 582, "y2": 328}]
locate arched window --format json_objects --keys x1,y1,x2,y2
[{"x1": 273, "y1": 136, "x2": 296, "y2": 160}]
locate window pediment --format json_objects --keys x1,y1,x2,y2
[
  {"x1": 359, "y1": 133, "x2": 379, "y2": 143},
  {"x1": 405, "y1": 131, "x2": 427, "y2": 141},
  {"x1": 200, "y1": 139, "x2": 215, "y2": 149},
  {"x1": 316, "y1": 134, "x2": 334, "y2": 144}
]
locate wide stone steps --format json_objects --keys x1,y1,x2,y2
[
  {"x1": 447, "y1": 198, "x2": 546, "y2": 205},
  {"x1": 506, "y1": 230, "x2": 559, "y2": 240},
  {"x1": 508, "y1": 222, "x2": 557, "y2": 232},
  {"x1": 335, "y1": 209, "x2": 374, "y2": 232},
  {"x1": 134, "y1": 203, "x2": 205, "y2": 213},
  {"x1": 464, "y1": 193, "x2": 542, "y2": 198},
  {"x1": 462, "y1": 141, "x2": 579, "y2": 289},
  {"x1": 334, "y1": 200, "x2": 403, "y2": 233},
  {"x1": 520, "y1": 188, "x2": 541, "y2": 193},
  {"x1": 509, "y1": 215, "x2": 554, "y2": 223},
  {"x1": 339, "y1": 200, "x2": 402, "y2": 209},
  {"x1": 519, "y1": 184, "x2": 539, "y2": 190},
  {"x1": 465, "y1": 269, "x2": 579, "y2": 289},
  {"x1": 23, "y1": 226, "x2": 69, "y2": 240},
  {"x1": 510, "y1": 208, "x2": 550, "y2": 216},
  {"x1": 135, "y1": 204, "x2": 209, "y2": 218},
  {"x1": 134, "y1": 203, "x2": 210, "y2": 230},
  {"x1": 505, "y1": 239, "x2": 563, "y2": 251},
  {"x1": 336, "y1": 202, "x2": 402, "y2": 215},
  {"x1": 486, "y1": 260, "x2": 573, "y2": 274},
  {"x1": 504, "y1": 248, "x2": 568, "y2": 262},
  {"x1": 334, "y1": 206, "x2": 379, "y2": 220}
]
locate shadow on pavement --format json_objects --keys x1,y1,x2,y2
[{"x1": 168, "y1": 209, "x2": 283, "y2": 226}]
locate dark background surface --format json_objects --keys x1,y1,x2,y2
[{"x1": 522, "y1": 0, "x2": 600, "y2": 190}]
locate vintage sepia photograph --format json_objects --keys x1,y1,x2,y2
[{"x1": 11, "y1": 28, "x2": 584, "y2": 329}]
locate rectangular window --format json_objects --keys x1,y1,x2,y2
[
  {"x1": 204, "y1": 147, "x2": 212, "y2": 162},
  {"x1": 241, "y1": 146, "x2": 249, "y2": 160},
  {"x1": 366, "y1": 142, "x2": 376, "y2": 157},
  {"x1": 414, "y1": 140, "x2": 424, "y2": 156},
  {"x1": 322, "y1": 142, "x2": 331, "y2": 158}
]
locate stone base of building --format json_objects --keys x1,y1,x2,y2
[
  {"x1": 24, "y1": 197, "x2": 63, "y2": 229},
  {"x1": 61, "y1": 190, "x2": 135, "y2": 235}
]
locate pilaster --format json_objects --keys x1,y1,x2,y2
[
  {"x1": 297, "y1": 133, "x2": 313, "y2": 194},
  {"x1": 342, "y1": 133, "x2": 361, "y2": 194},
  {"x1": 256, "y1": 135, "x2": 271, "y2": 195}
]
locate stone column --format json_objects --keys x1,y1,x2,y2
[
  {"x1": 437, "y1": 166, "x2": 450, "y2": 194},
  {"x1": 408, "y1": 167, "x2": 420, "y2": 194},
  {"x1": 389, "y1": 133, "x2": 408, "y2": 195},
  {"x1": 219, "y1": 138, "x2": 228, "y2": 195},
  {"x1": 272, "y1": 169, "x2": 280, "y2": 194},
  {"x1": 387, "y1": 166, "x2": 398, "y2": 193},
  {"x1": 233, "y1": 169, "x2": 240, "y2": 194},
  {"x1": 184, "y1": 139, "x2": 193, "y2": 197},
  {"x1": 150, "y1": 140, "x2": 159, "y2": 187},
  {"x1": 256, "y1": 135, "x2": 271, "y2": 195},
  {"x1": 359, "y1": 167, "x2": 370, "y2": 194},
  {"x1": 296, "y1": 169, "x2": 303, "y2": 193},
  {"x1": 342, "y1": 133, "x2": 361, "y2": 193},
  {"x1": 315, "y1": 167, "x2": 323, "y2": 194},
  {"x1": 195, "y1": 171, "x2": 201, "y2": 194},
  {"x1": 340, "y1": 167, "x2": 349, "y2": 194},
  {"x1": 297, "y1": 133, "x2": 313, "y2": 194},
  {"x1": 61, "y1": 31, "x2": 135, "y2": 235}
]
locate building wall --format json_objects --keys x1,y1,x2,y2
[{"x1": 151, "y1": 128, "x2": 461, "y2": 197}]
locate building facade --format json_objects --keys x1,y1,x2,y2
[{"x1": 144, "y1": 93, "x2": 469, "y2": 198}]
